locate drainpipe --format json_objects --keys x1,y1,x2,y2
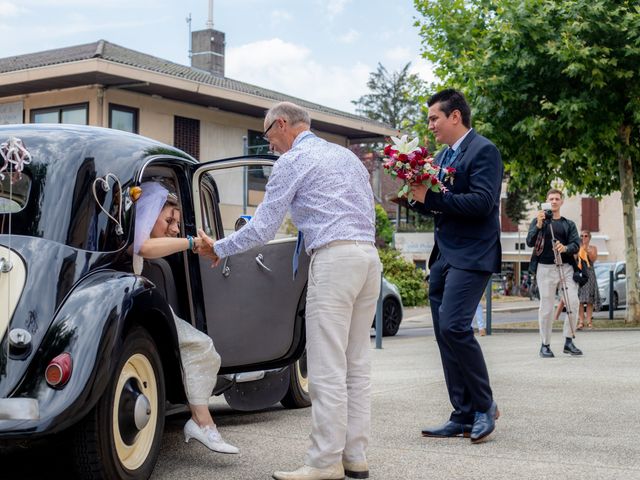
[{"x1": 96, "y1": 86, "x2": 105, "y2": 127}]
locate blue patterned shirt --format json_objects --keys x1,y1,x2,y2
[{"x1": 214, "y1": 130, "x2": 376, "y2": 258}]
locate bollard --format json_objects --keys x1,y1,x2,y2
[
  {"x1": 609, "y1": 270, "x2": 614, "y2": 320},
  {"x1": 375, "y1": 271, "x2": 383, "y2": 349},
  {"x1": 485, "y1": 278, "x2": 492, "y2": 335}
]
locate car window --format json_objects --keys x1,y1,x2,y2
[
  {"x1": 595, "y1": 264, "x2": 613, "y2": 281},
  {"x1": 0, "y1": 173, "x2": 30, "y2": 213},
  {"x1": 199, "y1": 164, "x2": 296, "y2": 241}
]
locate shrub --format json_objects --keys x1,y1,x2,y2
[
  {"x1": 375, "y1": 204, "x2": 394, "y2": 247},
  {"x1": 378, "y1": 247, "x2": 427, "y2": 306}
]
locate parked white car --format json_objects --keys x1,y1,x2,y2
[{"x1": 596, "y1": 261, "x2": 626, "y2": 310}]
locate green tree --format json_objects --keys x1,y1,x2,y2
[
  {"x1": 414, "y1": 0, "x2": 640, "y2": 323},
  {"x1": 352, "y1": 62, "x2": 427, "y2": 132}
]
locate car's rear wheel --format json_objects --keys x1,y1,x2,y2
[
  {"x1": 281, "y1": 349, "x2": 311, "y2": 409},
  {"x1": 382, "y1": 297, "x2": 402, "y2": 336},
  {"x1": 72, "y1": 326, "x2": 165, "y2": 480}
]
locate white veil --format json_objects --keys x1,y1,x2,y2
[{"x1": 133, "y1": 182, "x2": 169, "y2": 274}]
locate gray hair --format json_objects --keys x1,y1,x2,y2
[{"x1": 265, "y1": 102, "x2": 311, "y2": 127}]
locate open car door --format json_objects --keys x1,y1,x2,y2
[{"x1": 191, "y1": 156, "x2": 309, "y2": 374}]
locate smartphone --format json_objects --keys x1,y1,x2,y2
[{"x1": 541, "y1": 202, "x2": 552, "y2": 211}]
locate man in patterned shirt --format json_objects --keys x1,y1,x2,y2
[{"x1": 198, "y1": 101, "x2": 382, "y2": 480}]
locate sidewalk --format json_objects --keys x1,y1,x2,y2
[
  {"x1": 401, "y1": 296, "x2": 632, "y2": 331},
  {"x1": 401, "y1": 296, "x2": 540, "y2": 329}
]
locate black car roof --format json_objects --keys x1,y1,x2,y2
[{"x1": 0, "y1": 124, "x2": 196, "y2": 182}]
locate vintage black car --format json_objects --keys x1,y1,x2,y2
[{"x1": 0, "y1": 124, "x2": 310, "y2": 479}]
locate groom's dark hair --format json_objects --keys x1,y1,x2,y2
[{"x1": 428, "y1": 89, "x2": 471, "y2": 128}]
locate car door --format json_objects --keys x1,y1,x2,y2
[{"x1": 191, "y1": 156, "x2": 309, "y2": 373}]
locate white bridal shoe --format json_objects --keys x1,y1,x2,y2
[{"x1": 183, "y1": 418, "x2": 239, "y2": 454}]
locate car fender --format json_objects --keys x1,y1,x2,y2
[{"x1": 1, "y1": 270, "x2": 178, "y2": 438}]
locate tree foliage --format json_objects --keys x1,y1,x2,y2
[
  {"x1": 352, "y1": 62, "x2": 427, "y2": 132},
  {"x1": 414, "y1": 0, "x2": 640, "y2": 322}
]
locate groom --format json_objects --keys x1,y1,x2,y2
[{"x1": 410, "y1": 89, "x2": 502, "y2": 443}]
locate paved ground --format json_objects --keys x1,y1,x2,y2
[
  {"x1": 150, "y1": 328, "x2": 640, "y2": 480},
  {"x1": 3, "y1": 299, "x2": 639, "y2": 479}
]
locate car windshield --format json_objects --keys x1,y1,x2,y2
[{"x1": 595, "y1": 263, "x2": 615, "y2": 281}]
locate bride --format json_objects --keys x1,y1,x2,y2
[{"x1": 133, "y1": 181, "x2": 238, "y2": 455}]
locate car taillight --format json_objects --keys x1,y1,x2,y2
[{"x1": 45, "y1": 353, "x2": 73, "y2": 388}]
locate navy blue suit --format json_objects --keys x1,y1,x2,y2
[{"x1": 413, "y1": 129, "x2": 503, "y2": 423}]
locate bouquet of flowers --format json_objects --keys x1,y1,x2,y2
[{"x1": 381, "y1": 135, "x2": 449, "y2": 201}]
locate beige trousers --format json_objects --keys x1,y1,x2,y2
[
  {"x1": 304, "y1": 242, "x2": 382, "y2": 468},
  {"x1": 536, "y1": 263, "x2": 579, "y2": 345}
]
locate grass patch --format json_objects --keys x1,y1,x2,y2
[{"x1": 498, "y1": 319, "x2": 639, "y2": 329}]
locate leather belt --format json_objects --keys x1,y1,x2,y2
[{"x1": 312, "y1": 240, "x2": 375, "y2": 254}]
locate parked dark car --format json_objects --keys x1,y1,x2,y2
[{"x1": 0, "y1": 124, "x2": 310, "y2": 479}]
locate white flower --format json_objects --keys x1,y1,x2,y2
[{"x1": 390, "y1": 135, "x2": 420, "y2": 154}]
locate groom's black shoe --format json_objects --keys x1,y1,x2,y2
[
  {"x1": 539, "y1": 344, "x2": 555, "y2": 358},
  {"x1": 563, "y1": 340, "x2": 583, "y2": 356},
  {"x1": 470, "y1": 401, "x2": 499, "y2": 444},
  {"x1": 421, "y1": 421, "x2": 472, "y2": 438}
]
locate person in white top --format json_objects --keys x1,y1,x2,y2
[{"x1": 198, "y1": 102, "x2": 382, "y2": 480}]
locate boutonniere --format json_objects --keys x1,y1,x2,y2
[{"x1": 443, "y1": 167, "x2": 456, "y2": 185}]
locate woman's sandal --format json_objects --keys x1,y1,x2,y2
[
  {"x1": 577, "y1": 322, "x2": 584, "y2": 330},
  {"x1": 587, "y1": 322, "x2": 593, "y2": 330}
]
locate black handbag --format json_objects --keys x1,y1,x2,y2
[{"x1": 573, "y1": 268, "x2": 589, "y2": 287}]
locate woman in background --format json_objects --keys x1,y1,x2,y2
[{"x1": 576, "y1": 230, "x2": 599, "y2": 329}]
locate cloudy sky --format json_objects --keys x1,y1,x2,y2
[{"x1": 0, "y1": 0, "x2": 433, "y2": 113}]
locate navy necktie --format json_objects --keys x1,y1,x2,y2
[
  {"x1": 292, "y1": 231, "x2": 304, "y2": 280},
  {"x1": 438, "y1": 147, "x2": 455, "y2": 180}
]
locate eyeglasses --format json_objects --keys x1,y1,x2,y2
[
  {"x1": 581, "y1": 234, "x2": 590, "y2": 237},
  {"x1": 262, "y1": 119, "x2": 278, "y2": 142}
]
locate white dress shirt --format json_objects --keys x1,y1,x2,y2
[{"x1": 214, "y1": 130, "x2": 376, "y2": 258}]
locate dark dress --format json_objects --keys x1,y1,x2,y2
[{"x1": 578, "y1": 261, "x2": 600, "y2": 308}]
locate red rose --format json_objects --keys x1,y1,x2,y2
[
  {"x1": 397, "y1": 170, "x2": 407, "y2": 180},
  {"x1": 383, "y1": 144, "x2": 394, "y2": 156},
  {"x1": 409, "y1": 158, "x2": 418, "y2": 168},
  {"x1": 430, "y1": 176, "x2": 439, "y2": 185},
  {"x1": 420, "y1": 147, "x2": 430, "y2": 157},
  {"x1": 398, "y1": 153, "x2": 409, "y2": 163},
  {"x1": 417, "y1": 158, "x2": 426, "y2": 166}
]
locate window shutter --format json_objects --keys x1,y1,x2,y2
[
  {"x1": 174, "y1": 116, "x2": 200, "y2": 160},
  {"x1": 501, "y1": 198, "x2": 518, "y2": 232},
  {"x1": 581, "y1": 197, "x2": 599, "y2": 232}
]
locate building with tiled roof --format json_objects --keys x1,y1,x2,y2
[{"x1": 0, "y1": 29, "x2": 396, "y2": 161}]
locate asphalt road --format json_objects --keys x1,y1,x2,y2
[{"x1": 3, "y1": 320, "x2": 640, "y2": 480}]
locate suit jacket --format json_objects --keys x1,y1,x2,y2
[{"x1": 412, "y1": 130, "x2": 503, "y2": 273}]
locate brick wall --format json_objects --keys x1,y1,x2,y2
[{"x1": 174, "y1": 116, "x2": 200, "y2": 160}]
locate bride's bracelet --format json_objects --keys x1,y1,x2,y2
[{"x1": 187, "y1": 235, "x2": 194, "y2": 251}]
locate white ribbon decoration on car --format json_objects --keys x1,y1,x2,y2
[
  {"x1": 92, "y1": 173, "x2": 124, "y2": 236},
  {"x1": 0, "y1": 137, "x2": 32, "y2": 181}
]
